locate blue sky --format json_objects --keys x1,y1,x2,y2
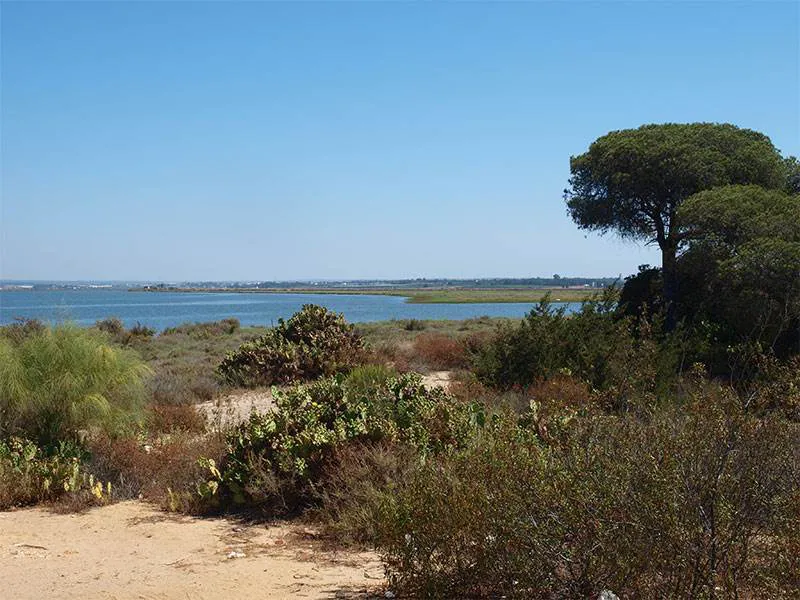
[{"x1": 1, "y1": 1, "x2": 797, "y2": 281}]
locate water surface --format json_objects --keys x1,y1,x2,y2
[{"x1": 0, "y1": 289, "x2": 580, "y2": 330}]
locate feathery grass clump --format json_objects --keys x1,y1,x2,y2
[{"x1": 0, "y1": 323, "x2": 151, "y2": 446}]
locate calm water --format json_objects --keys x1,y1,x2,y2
[{"x1": 0, "y1": 290, "x2": 581, "y2": 330}]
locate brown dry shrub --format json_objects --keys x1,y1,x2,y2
[
  {"x1": 449, "y1": 373, "x2": 500, "y2": 404},
  {"x1": 313, "y1": 441, "x2": 418, "y2": 545},
  {"x1": 527, "y1": 374, "x2": 594, "y2": 411},
  {"x1": 148, "y1": 404, "x2": 207, "y2": 434},
  {"x1": 370, "y1": 341, "x2": 414, "y2": 373},
  {"x1": 413, "y1": 333, "x2": 467, "y2": 370},
  {"x1": 749, "y1": 354, "x2": 800, "y2": 421},
  {"x1": 450, "y1": 372, "x2": 594, "y2": 418},
  {"x1": 85, "y1": 433, "x2": 225, "y2": 513},
  {"x1": 370, "y1": 396, "x2": 800, "y2": 599}
]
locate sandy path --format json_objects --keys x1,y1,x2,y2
[
  {"x1": 198, "y1": 388, "x2": 274, "y2": 427},
  {"x1": 0, "y1": 501, "x2": 384, "y2": 600}
]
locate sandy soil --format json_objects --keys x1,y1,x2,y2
[
  {"x1": 198, "y1": 388, "x2": 275, "y2": 427},
  {"x1": 420, "y1": 370, "x2": 452, "y2": 390},
  {"x1": 0, "y1": 501, "x2": 385, "y2": 600}
]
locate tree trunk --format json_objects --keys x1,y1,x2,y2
[{"x1": 662, "y1": 244, "x2": 678, "y2": 332}]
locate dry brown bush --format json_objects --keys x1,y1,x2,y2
[
  {"x1": 85, "y1": 433, "x2": 225, "y2": 513},
  {"x1": 147, "y1": 404, "x2": 207, "y2": 434},
  {"x1": 413, "y1": 333, "x2": 467, "y2": 370}
]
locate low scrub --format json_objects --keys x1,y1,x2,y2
[
  {"x1": 95, "y1": 317, "x2": 155, "y2": 345},
  {"x1": 402, "y1": 319, "x2": 426, "y2": 331},
  {"x1": 0, "y1": 323, "x2": 151, "y2": 446},
  {"x1": 314, "y1": 441, "x2": 418, "y2": 545},
  {"x1": 413, "y1": 333, "x2": 467, "y2": 370},
  {"x1": 162, "y1": 318, "x2": 240, "y2": 338},
  {"x1": 366, "y1": 392, "x2": 800, "y2": 598},
  {"x1": 746, "y1": 353, "x2": 800, "y2": 421},
  {"x1": 147, "y1": 404, "x2": 207, "y2": 434},
  {"x1": 0, "y1": 318, "x2": 47, "y2": 345},
  {"x1": 206, "y1": 371, "x2": 484, "y2": 515},
  {"x1": 473, "y1": 294, "x2": 680, "y2": 412},
  {"x1": 148, "y1": 367, "x2": 219, "y2": 405},
  {"x1": 0, "y1": 437, "x2": 111, "y2": 510},
  {"x1": 217, "y1": 305, "x2": 366, "y2": 387},
  {"x1": 85, "y1": 433, "x2": 225, "y2": 513}
]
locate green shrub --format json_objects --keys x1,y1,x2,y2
[
  {"x1": 217, "y1": 305, "x2": 366, "y2": 387},
  {"x1": 472, "y1": 293, "x2": 680, "y2": 411},
  {"x1": 0, "y1": 437, "x2": 107, "y2": 509},
  {"x1": 342, "y1": 364, "x2": 396, "y2": 398},
  {"x1": 471, "y1": 294, "x2": 619, "y2": 389},
  {"x1": 209, "y1": 373, "x2": 484, "y2": 515},
  {"x1": 0, "y1": 323, "x2": 151, "y2": 446}
]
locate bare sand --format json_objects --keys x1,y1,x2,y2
[
  {"x1": 0, "y1": 501, "x2": 385, "y2": 600},
  {"x1": 420, "y1": 371, "x2": 452, "y2": 390},
  {"x1": 198, "y1": 388, "x2": 275, "y2": 427}
]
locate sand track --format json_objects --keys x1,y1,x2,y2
[{"x1": 0, "y1": 501, "x2": 384, "y2": 600}]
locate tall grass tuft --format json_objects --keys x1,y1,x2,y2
[{"x1": 0, "y1": 323, "x2": 151, "y2": 446}]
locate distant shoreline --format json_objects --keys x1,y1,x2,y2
[{"x1": 128, "y1": 286, "x2": 598, "y2": 304}]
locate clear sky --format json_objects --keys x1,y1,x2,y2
[{"x1": 1, "y1": 1, "x2": 797, "y2": 282}]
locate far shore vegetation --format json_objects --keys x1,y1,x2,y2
[{"x1": 128, "y1": 285, "x2": 599, "y2": 304}]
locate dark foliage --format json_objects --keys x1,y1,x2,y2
[{"x1": 217, "y1": 305, "x2": 366, "y2": 387}]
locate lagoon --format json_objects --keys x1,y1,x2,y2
[{"x1": 0, "y1": 289, "x2": 580, "y2": 330}]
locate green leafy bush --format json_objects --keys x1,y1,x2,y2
[
  {"x1": 0, "y1": 323, "x2": 151, "y2": 446},
  {"x1": 209, "y1": 372, "x2": 484, "y2": 514},
  {"x1": 217, "y1": 305, "x2": 366, "y2": 387},
  {"x1": 0, "y1": 437, "x2": 108, "y2": 509}
]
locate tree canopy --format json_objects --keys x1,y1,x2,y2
[
  {"x1": 678, "y1": 185, "x2": 800, "y2": 358},
  {"x1": 565, "y1": 122, "x2": 787, "y2": 327}
]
